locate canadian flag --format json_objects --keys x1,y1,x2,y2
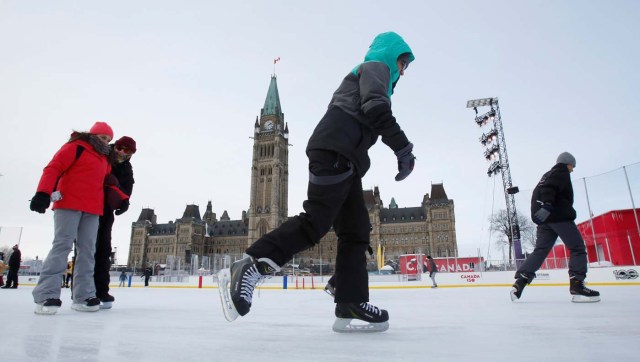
[{"x1": 274, "y1": 56, "x2": 281, "y2": 64}]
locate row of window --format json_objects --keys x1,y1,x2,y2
[
  {"x1": 382, "y1": 215, "x2": 424, "y2": 222},
  {"x1": 433, "y1": 223, "x2": 449, "y2": 230},
  {"x1": 381, "y1": 226, "x2": 426, "y2": 233},
  {"x1": 432, "y1": 211, "x2": 449, "y2": 219},
  {"x1": 259, "y1": 168, "x2": 273, "y2": 176},
  {"x1": 380, "y1": 238, "x2": 429, "y2": 245},
  {"x1": 257, "y1": 144, "x2": 276, "y2": 158},
  {"x1": 436, "y1": 233, "x2": 450, "y2": 242}
]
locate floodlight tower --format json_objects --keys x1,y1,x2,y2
[{"x1": 466, "y1": 97, "x2": 524, "y2": 262}]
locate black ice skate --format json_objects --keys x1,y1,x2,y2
[
  {"x1": 98, "y1": 294, "x2": 115, "y2": 309},
  {"x1": 510, "y1": 273, "x2": 531, "y2": 301},
  {"x1": 34, "y1": 298, "x2": 62, "y2": 315},
  {"x1": 218, "y1": 255, "x2": 280, "y2": 322},
  {"x1": 71, "y1": 297, "x2": 100, "y2": 312},
  {"x1": 324, "y1": 282, "x2": 335, "y2": 297},
  {"x1": 570, "y1": 278, "x2": 601, "y2": 303},
  {"x1": 332, "y1": 302, "x2": 389, "y2": 333}
]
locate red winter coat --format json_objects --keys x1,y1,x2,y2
[{"x1": 36, "y1": 139, "x2": 111, "y2": 216}]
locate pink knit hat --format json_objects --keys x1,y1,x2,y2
[{"x1": 89, "y1": 121, "x2": 114, "y2": 139}]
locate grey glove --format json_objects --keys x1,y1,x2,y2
[{"x1": 394, "y1": 142, "x2": 416, "y2": 181}]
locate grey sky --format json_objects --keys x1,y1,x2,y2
[{"x1": 1, "y1": 1, "x2": 639, "y2": 262}]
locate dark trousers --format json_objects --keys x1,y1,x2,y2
[
  {"x1": 6, "y1": 268, "x2": 19, "y2": 287},
  {"x1": 144, "y1": 276, "x2": 150, "y2": 286},
  {"x1": 517, "y1": 221, "x2": 588, "y2": 281},
  {"x1": 94, "y1": 209, "x2": 115, "y2": 298},
  {"x1": 246, "y1": 150, "x2": 371, "y2": 303}
]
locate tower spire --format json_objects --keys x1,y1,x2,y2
[{"x1": 261, "y1": 75, "x2": 283, "y2": 118}]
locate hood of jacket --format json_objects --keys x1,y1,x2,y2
[{"x1": 352, "y1": 32, "x2": 415, "y2": 96}]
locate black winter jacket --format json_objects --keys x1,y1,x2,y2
[
  {"x1": 306, "y1": 63, "x2": 409, "y2": 177},
  {"x1": 111, "y1": 159, "x2": 135, "y2": 197},
  {"x1": 8, "y1": 249, "x2": 21, "y2": 270},
  {"x1": 530, "y1": 163, "x2": 576, "y2": 223}
]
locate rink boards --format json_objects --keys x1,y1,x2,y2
[{"x1": 14, "y1": 265, "x2": 640, "y2": 289}]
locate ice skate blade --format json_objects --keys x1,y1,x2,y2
[
  {"x1": 324, "y1": 286, "x2": 335, "y2": 298},
  {"x1": 218, "y1": 268, "x2": 240, "y2": 322},
  {"x1": 332, "y1": 318, "x2": 389, "y2": 333},
  {"x1": 100, "y1": 302, "x2": 113, "y2": 309},
  {"x1": 34, "y1": 305, "x2": 60, "y2": 315},
  {"x1": 510, "y1": 287, "x2": 521, "y2": 302},
  {"x1": 71, "y1": 304, "x2": 99, "y2": 312},
  {"x1": 571, "y1": 295, "x2": 601, "y2": 303}
]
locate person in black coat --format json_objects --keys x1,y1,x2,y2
[
  {"x1": 143, "y1": 266, "x2": 152, "y2": 287},
  {"x1": 2, "y1": 245, "x2": 21, "y2": 289},
  {"x1": 94, "y1": 136, "x2": 136, "y2": 308},
  {"x1": 0, "y1": 252, "x2": 5, "y2": 287},
  {"x1": 511, "y1": 152, "x2": 600, "y2": 303},
  {"x1": 426, "y1": 255, "x2": 438, "y2": 288}
]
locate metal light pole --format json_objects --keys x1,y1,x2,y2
[{"x1": 467, "y1": 97, "x2": 524, "y2": 262}]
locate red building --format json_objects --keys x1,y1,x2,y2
[{"x1": 550, "y1": 209, "x2": 640, "y2": 266}]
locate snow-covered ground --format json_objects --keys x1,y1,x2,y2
[{"x1": 1, "y1": 284, "x2": 638, "y2": 362}]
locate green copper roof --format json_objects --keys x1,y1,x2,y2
[{"x1": 262, "y1": 75, "x2": 283, "y2": 117}]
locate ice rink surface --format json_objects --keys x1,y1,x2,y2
[{"x1": 1, "y1": 285, "x2": 639, "y2": 362}]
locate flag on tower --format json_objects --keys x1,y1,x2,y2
[{"x1": 274, "y1": 57, "x2": 281, "y2": 64}]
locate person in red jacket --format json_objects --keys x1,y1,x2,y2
[{"x1": 30, "y1": 121, "x2": 115, "y2": 315}]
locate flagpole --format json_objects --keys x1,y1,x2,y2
[{"x1": 273, "y1": 56, "x2": 280, "y2": 76}]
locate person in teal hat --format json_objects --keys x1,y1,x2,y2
[{"x1": 221, "y1": 32, "x2": 416, "y2": 333}]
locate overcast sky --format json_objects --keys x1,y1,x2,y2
[{"x1": 1, "y1": 0, "x2": 639, "y2": 262}]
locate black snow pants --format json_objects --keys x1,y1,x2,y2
[
  {"x1": 246, "y1": 149, "x2": 371, "y2": 303},
  {"x1": 94, "y1": 208, "x2": 115, "y2": 298},
  {"x1": 516, "y1": 221, "x2": 588, "y2": 281}
]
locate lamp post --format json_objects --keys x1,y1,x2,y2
[{"x1": 467, "y1": 97, "x2": 524, "y2": 263}]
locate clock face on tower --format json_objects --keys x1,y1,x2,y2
[{"x1": 264, "y1": 120, "x2": 274, "y2": 131}]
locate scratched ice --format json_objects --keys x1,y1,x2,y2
[{"x1": 1, "y1": 285, "x2": 638, "y2": 362}]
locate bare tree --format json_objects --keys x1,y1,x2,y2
[
  {"x1": 519, "y1": 224, "x2": 537, "y2": 254},
  {"x1": 489, "y1": 209, "x2": 535, "y2": 263}
]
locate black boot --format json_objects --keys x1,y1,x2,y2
[
  {"x1": 35, "y1": 298, "x2": 63, "y2": 315},
  {"x1": 98, "y1": 293, "x2": 115, "y2": 309},
  {"x1": 570, "y1": 279, "x2": 601, "y2": 303},
  {"x1": 324, "y1": 282, "x2": 336, "y2": 297},
  {"x1": 229, "y1": 255, "x2": 280, "y2": 317},
  {"x1": 510, "y1": 273, "x2": 532, "y2": 301},
  {"x1": 333, "y1": 302, "x2": 389, "y2": 333}
]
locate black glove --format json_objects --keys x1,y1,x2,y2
[
  {"x1": 115, "y1": 199, "x2": 130, "y2": 216},
  {"x1": 533, "y1": 203, "x2": 553, "y2": 224},
  {"x1": 30, "y1": 192, "x2": 51, "y2": 214},
  {"x1": 394, "y1": 142, "x2": 415, "y2": 181}
]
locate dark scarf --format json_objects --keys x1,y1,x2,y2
[{"x1": 89, "y1": 135, "x2": 111, "y2": 155}]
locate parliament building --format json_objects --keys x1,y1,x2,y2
[{"x1": 127, "y1": 76, "x2": 458, "y2": 272}]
